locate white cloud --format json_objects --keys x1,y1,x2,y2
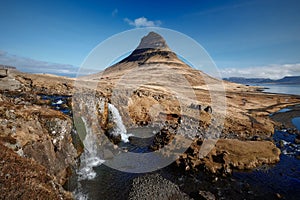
[
  {"x1": 221, "y1": 63, "x2": 300, "y2": 79},
  {"x1": 0, "y1": 50, "x2": 79, "y2": 77},
  {"x1": 124, "y1": 17, "x2": 161, "y2": 28},
  {"x1": 112, "y1": 8, "x2": 118, "y2": 17}
]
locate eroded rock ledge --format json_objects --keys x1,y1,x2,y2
[{"x1": 177, "y1": 139, "x2": 280, "y2": 175}]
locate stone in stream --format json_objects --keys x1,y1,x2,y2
[{"x1": 198, "y1": 190, "x2": 216, "y2": 200}]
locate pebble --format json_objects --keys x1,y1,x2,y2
[{"x1": 276, "y1": 193, "x2": 282, "y2": 199}]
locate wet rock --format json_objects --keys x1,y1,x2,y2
[
  {"x1": 150, "y1": 126, "x2": 175, "y2": 151},
  {"x1": 198, "y1": 190, "x2": 216, "y2": 200},
  {"x1": 279, "y1": 140, "x2": 285, "y2": 148},
  {"x1": 276, "y1": 193, "x2": 282, "y2": 199},
  {"x1": 107, "y1": 132, "x2": 122, "y2": 144},
  {"x1": 294, "y1": 137, "x2": 300, "y2": 144}
]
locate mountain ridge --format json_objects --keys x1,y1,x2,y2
[{"x1": 224, "y1": 76, "x2": 300, "y2": 85}]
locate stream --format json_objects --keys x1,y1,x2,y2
[{"x1": 43, "y1": 95, "x2": 300, "y2": 199}]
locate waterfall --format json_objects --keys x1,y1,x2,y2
[
  {"x1": 108, "y1": 103, "x2": 132, "y2": 143},
  {"x1": 77, "y1": 117, "x2": 104, "y2": 181},
  {"x1": 76, "y1": 103, "x2": 130, "y2": 181},
  {"x1": 74, "y1": 102, "x2": 132, "y2": 199}
]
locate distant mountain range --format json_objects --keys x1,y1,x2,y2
[{"x1": 223, "y1": 76, "x2": 300, "y2": 85}]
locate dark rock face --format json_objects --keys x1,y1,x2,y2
[
  {"x1": 136, "y1": 31, "x2": 170, "y2": 51},
  {"x1": 118, "y1": 31, "x2": 180, "y2": 65}
]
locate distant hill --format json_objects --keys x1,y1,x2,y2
[
  {"x1": 224, "y1": 76, "x2": 300, "y2": 85},
  {"x1": 275, "y1": 76, "x2": 300, "y2": 84}
]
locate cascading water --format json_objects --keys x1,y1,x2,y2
[
  {"x1": 74, "y1": 103, "x2": 133, "y2": 199},
  {"x1": 77, "y1": 103, "x2": 131, "y2": 180},
  {"x1": 77, "y1": 117, "x2": 105, "y2": 181},
  {"x1": 108, "y1": 103, "x2": 133, "y2": 143}
]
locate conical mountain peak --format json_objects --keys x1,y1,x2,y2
[
  {"x1": 136, "y1": 31, "x2": 170, "y2": 51},
  {"x1": 118, "y1": 32, "x2": 178, "y2": 63}
]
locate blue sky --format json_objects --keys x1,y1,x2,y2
[{"x1": 0, "y1": 0, "x2": 300, "y2": 78}]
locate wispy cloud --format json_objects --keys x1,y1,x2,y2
[
  {"x1": 221, "y1": 63, "x2": 300, "y2": 79},
  {"x1": 112, "y1": 8, "x2": 118, "y2": 17},
  {"x1": 124, "y1": 17, "x2": 161, "y2": 28},
  {"x1": 0, "y1": 50, "x2": 79, "y2": 77}
]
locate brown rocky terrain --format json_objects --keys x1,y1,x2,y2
[
  {"x1": 0, "y1": 143, "x2": 73, "y2": 199},
  {"x1": 79, "y1": 32, "x2": 300, "y2": 174},
  {"x1": 0, "y1": 69, "x2": 81, "y2": 198},
  {"x1": 1, "y1": 32, "x2": 300, "y2": 199}
]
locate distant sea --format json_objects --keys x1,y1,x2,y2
[{"x1": 258, "y1": 84, "x2": 300, "y2": 96}]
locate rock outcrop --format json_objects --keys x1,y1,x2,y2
[
  {"x1": 0, "y1": 73, "x2": 80, "y2": 198},
  {"x1": 0, "y1": 93, "x2": 78, "y2": 185},
  {"x1": 177, "y1": 139, "x2": 280, "y2": 175},
  {"x1": 0, "y1": 143, "x2": 73, "y2": 199}
]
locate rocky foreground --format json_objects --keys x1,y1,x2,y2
[
  {"x1": 1, "y1": 32, "x2": 300, "y2": 199},
  {"x1": 0, "y1": 69, "x2": 82, "y2": 198}
]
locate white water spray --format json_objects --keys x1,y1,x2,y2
[
  {"x1": 77, "y1": 117, "x2": 104, "y2": 181},
  {"x1": 76, "y1": 103, "x2": 131, "y2": 181},
  {"x1": 74, "y1": 103, "x2": 132, "y2": 199},
  {"x1": 108, "y1": 103, "x2": 133, "y2": 143}
]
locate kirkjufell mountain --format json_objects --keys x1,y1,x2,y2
[
  {"x1": 89, "y1": 31, "x2": 219, "y2": 90},
  {"x1": 118, "y1": 31, "x2": 180, "y2": 64}
]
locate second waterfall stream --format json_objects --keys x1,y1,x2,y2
[{"x1": 77, "y1": 103, "x2": 132, "y2": 181}]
